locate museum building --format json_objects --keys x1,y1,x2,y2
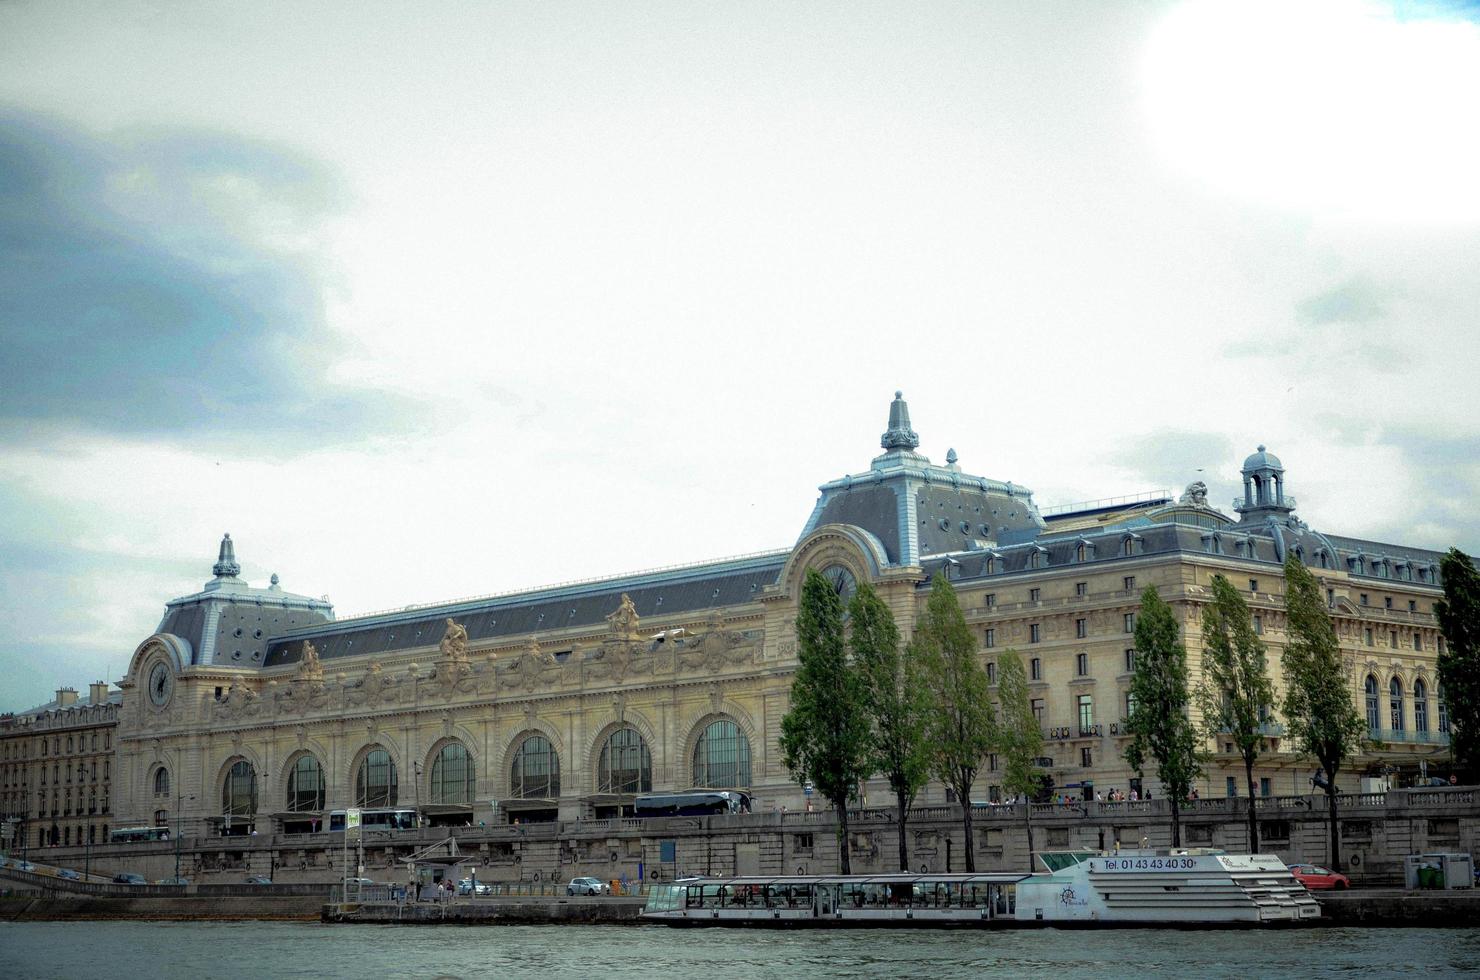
[{"x1": 114, "y1": 394, "x2": 1453, "y2": 838}]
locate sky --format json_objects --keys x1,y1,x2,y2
[{"x1": 2, "y1": 0, "x2": 1479, "y2": 712}]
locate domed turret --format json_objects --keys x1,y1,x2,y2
[{"x1": 1236, "y1": 445, "x2": 1295, "y2": 522}]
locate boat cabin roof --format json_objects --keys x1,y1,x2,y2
[{"x1": 668, "y1": 873, "x2": 1029, "y2": 886}]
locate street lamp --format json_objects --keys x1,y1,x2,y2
[
  {"x1": 173, "y1": 793, "x2": 195, "y2": 881},
  {"x1": 77, "y1": 765, "x2": 91, "y2": 882}
]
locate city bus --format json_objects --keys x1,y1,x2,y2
[
  {"x1": 326, "y1": 808, "x2": 418, "y2": 832},
  {"x1": 109, "y1": 826, "x2": 172, "y2": 843},
  {"x1": 633, "y1": 791, "x2": 752, "y2": 818}
]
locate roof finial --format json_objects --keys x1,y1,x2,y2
[
  {"x1": 880, "y1": 391, "x2": 920, "y2": 452},
  {"x1": 212, "y1": 532, "x2": 241, "y2": 578}
]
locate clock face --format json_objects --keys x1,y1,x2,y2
[
  {"x1": 148, "y1": 662, "x2": 173, "y2": 707},
  {"x1": 821, "y1": 564, "x2": 857, "y2": 609}
]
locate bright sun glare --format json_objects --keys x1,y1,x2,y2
[{"x1": 1144, "y1": 0, "x2": 1480, "y2": 221}]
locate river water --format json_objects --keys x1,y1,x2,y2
[{"x1": 2, "y1": 921, "x2": 1477, "y2": 978}]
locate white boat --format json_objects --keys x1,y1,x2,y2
[{"x1": 641, "y1": 850, "x2": 1320, "y2": 927}]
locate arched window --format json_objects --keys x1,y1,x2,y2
[
  {"x1": 1389, "y1": 677, "x2": 1404, "y2": 733},
  {"x1": 430, "y1": 743, "x2": 475, "y2": 804},
  {"x1": 1438, "y1": 683, "x2": 1450, "y2": 734},
  {"x1": 356, "y1": 747, "x2": 398, "y2": 807},
  {"x1": 1122, "y1": 537, "x2": 1134, "y2": 557},
  {"x1": 691, "y1": 719, "x2": 751, "y2": 789},
  {"x1": 1364, "y1": 676, "x2": 1380, "y2": 732},
  {"x1": 154, "y1": 767, "x2": 169, "y2": 797},
  {"x1": 221, "y1": 759, "x2": 257, "y2": 817},
  {"x1": 510, "y1": 736, "x2": 559, "y2": 798},
  {"x1": 1414, "y1": 679, "x2": 1429, "y2": 734},
  {"x1": 1076, "y1": 542, "x2": 1087, "y2": 563},
  {"x1": 596, "y1": 728, "x2": 652, "y2": 794},
  {"x1": 287, "y1": 754, "x2": 325, "y2": 812}
]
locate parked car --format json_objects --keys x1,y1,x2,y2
[
  {"x1": 244, "y1": 875, "x2": 274, "y2": 885},
  {"x1": 56, "y1": 868, "x2": 82, "y2": 881},
  {"x1": 567, "y1": 877, "x2": 607, "y2": 896},
  {"x1": 156, "y1": 876, "x2": 190, "y2": 885},
  {"x1": 112, "y1": 873, "x2": 148, "y2": 885},
  {"x1": 1288, "y1": 864, "x2": 1350, "y2": 890},
  {"x1": 457, "y1": 878, "x2": 492, "y2": 896},
  {"x1": 12, "y1": 860, "x2": 36, "y2": 872}
]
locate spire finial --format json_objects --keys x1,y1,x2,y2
[
  {"x1": 212, "y1": 532, "x2": 241, "y2": 578},
  {"x1": 880, "y1": 391, "x2": 920, "y2": 452}
]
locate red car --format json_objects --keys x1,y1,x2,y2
[{"x1": 1288, "y1": 864, "x2": 1350, "y2": 890}]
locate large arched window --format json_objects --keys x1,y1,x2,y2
[
  {"x1": 596, "y1": 728, "x2": 652, "y2": 794},
  {"x1": 1438, "y1": 683, "x2": 1450, "y2": 735},
  {"x1": 1389, "y1": 677, "x2": 1405, "y2": 733},
  {"x1": 287, "y1": 754, "x2": 325, "y2": 812},
  {"x1": 356, "y1": 747, "x2": 398, "y2": 807},
  {"x1": 1364, "y1": 676, "x2": 1380, "y2": 733},
  {"x1": 221, "y1": 759, "x2": 257, "y2": 817},
  {"x1": 153, "y1": 767, "x2": 169, "y2": 797},
  {"x1": 430, "y1": 742, "x2": 475, "y2": 804},
  {"x1": 1414, "y1": 679, "x2": 1429, "y2": 734},
  {"x1": 510, "y1": 736, "x2": 559, "y2": 798},
  {"x1": 691, "y1": 719, "x2": 751, "y2": 789}
]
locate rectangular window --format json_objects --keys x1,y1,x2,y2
[
  {"x1": 1075, "y1": 581, "x2": 1087, "y2": 598},
  {"x1": 1365, "y1": 628, "x2": 1374, "y2": 646},
  {"x1": 985, "y1": 593, "x2": 997, "y2": 608},
  {"x1": 1253, "y1": 614, "x2": 1263, "y2": 634},
  {"x1": 1076, "y1": 652, "x2": 1088, "y2": 676},
  {"x1": 1077, "y1": 694, "x2": 1094, "y2": 730},
  {"x1": 1124, "y1": 612, "x2": 1136, "y2": 633},
  {"x1": 1360, "y1": 593, "x2": 1369, "y2": 606},
  {"x1": 988, "y1": 753, "x2": 999, "y2": 772},
  {"x1": 1123, "y1": 576, "x2": 1136, "y2": 591},
  {"x1": 1260, "y1": 778, "x2": 1272, "y2": 798},
  {"x1": 1080, "y1": 747, "x2": 1093, "y2": 768},
  {"x1": 1125, "y1": 648, "x2": 1136, "y2": 672},
  {"x1": 1249, "y1": 578, "x2": 1259, "y2": 593},
  {"x1": 1076, "y1": 618, "x2": 1087, "y2": 639},
  {"x1": 1413, "y1": 634, "x2": 1422, "y2": 652},
  {"x1": 1031, "y1": 658, "x2": 1042, "y2": 681},
  {"x1": 1031, "y1": 698, "x2": 1045, "y2": 724},
  {"x1": 1125, "y1": 691, "x2": 1137, "y2": 718},
  {"x1": 1327, "y1": 588, "x2": 1335, "y2": 608},
  {"x1": 1029, "y1": 588, "x2": 1041, "y2": 603},
  {"x1": 1389, "y1": 630, "x2": 1398, "y2": 647},
  {"x1": 1030, "y1": 623, "x2": 1041, "y2": 644},
  {"x1": 1384, "y1": 596, "x2": 1393, "y2": 609},
  {"x1": 1226, "y1": 776, "x2": 1237, "y2": 797},
  {"x1": 986, "y1": 662, "x2": 997, "y2": 685},
  {"x1": 984, "y1": 628, "x2": 996, "y2": 649},
  {"x1": 1408, "y1": 599, "x2": 1417, "y2": 613}
]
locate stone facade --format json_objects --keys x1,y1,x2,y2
[
  {"x1": 0, "y1": 683, "x2": 119, "y2": 852},
  {"x1": 111, "y1": 395, "x2": 1456, "y2": 845}
]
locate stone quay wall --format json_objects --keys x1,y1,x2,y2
[{"x1": 18, "y1": 786, "x2": 1476, "y2": 888}]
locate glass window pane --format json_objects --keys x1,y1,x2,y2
[{"x1": 691, "y1": 720, "x2": 751, "y2": 789}]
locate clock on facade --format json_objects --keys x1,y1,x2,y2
[
  {"x1": 820, "y1": 563, "x2": 857, "y2": 608},
  {"x1": 148, "y1": 661, "x2": 174, "y2": 707}
]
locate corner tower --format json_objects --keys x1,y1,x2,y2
[{"x1": 1234, "y1": 445, "x2": 1296, "y2": 524}]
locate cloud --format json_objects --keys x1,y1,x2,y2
[
  {"x1": 1295, "y1": 277, "x2": 1387, "y2": 326},
  {"x1": 1102, "y1": 428, "x2": 1237, "y2": 493},
  {"x1": 0, "y1": 110, "x2": 418, "y2": 451}
]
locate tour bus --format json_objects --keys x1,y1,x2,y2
[
  {"x1": 326, "y1": 808, "x2": 419, "y2": 832},
  {"x1": 110, "y1": 826, "x2": 172, "y2": 843},
  {"x1": 633, "y1": 791, "x2": 752, "y2": 818}
]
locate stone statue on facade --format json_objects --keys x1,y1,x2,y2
[
  {"x1": 1180, "y1": 480, "x2": 1209, "y2": 507},
  {"x1": 296, "y1": 640, "x2": 324, "y2": 682},
  {"x1": 606, "y1": 594, "x2": 640, "y2": 639},
  {"x1": 439, "y1": 618, "x2": 470, "y2": 663}
]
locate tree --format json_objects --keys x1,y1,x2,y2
[
  {"x1": 1280, "y1": 556, "x2": 1367, "y2": 869},
  {"x1": 1436, "y1": 548, "x2": 1480, "y2": 782},
  {"x1": 1196, "y1": 574, "x2": 1277, "y2": 852},
  {"x1": 780, "y1": 569, "x2": 874, "y2": 873},
  {"x1": 916, "y1": 574, "x2": 996, "y2": 872},
  {"x1": 851, "y1": 581, "x2": 931, "y2": 871},
  {"x1": 1124, "y1": 586, "x2": 1202, "y2": 848},
  {"x1": 995, "y1": 648, "x2": 1043, "y2": 870}
]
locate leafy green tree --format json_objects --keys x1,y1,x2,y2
[
  {"x1": 1196, "y1": 574, "x2": 1277, "y2": 852},
  {"x1": 780, "y1": 569, "x2": 874, "y2": 873},
  {"x1": 995, "y1": 648, "x2": 1043, "y2": 870},
  {"x1": 1125, "y1": 586, "x2": 1202, "y2": 848},
  {"x1": 916, "y1": 574, "x2": 996, "y2": 871},
  {"x1": 851, "y1": 581, "x2": 930, "y2": 871},
  {"x1": 1436, "y1": 548, "x2": 1480, "y2": 782},
  {"x1": 1281, "y1": 556, "x2": 1367, "y2": 869}
]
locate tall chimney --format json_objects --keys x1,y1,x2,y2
[
  {"x1": 89, "y1": 681, "x2": 109, "y2": 705},
  {"x1": 55, "y1": 687, "x2": 79, "y2": 707}
]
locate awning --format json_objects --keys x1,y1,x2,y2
[{"x1": 420, "y1": 804, "x2": 473, "y2": 816}]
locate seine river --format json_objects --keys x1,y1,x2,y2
[{"x1": 2, "y1": 922, "x2": 1477, "y2": 978}]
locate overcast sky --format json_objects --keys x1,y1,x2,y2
[{"x1": 3, "y1": 0, "x2": 1478, "y2": 713}]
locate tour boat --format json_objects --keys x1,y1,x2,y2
[{"x1": 641, "y1": 850, "x2": 1321, "y2": 927}]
